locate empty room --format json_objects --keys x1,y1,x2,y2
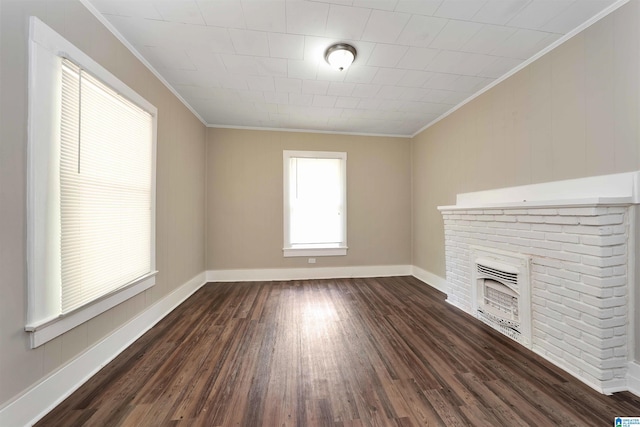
[{"x1": 3, "y1": 0, "x2": 640, "y2": 425}]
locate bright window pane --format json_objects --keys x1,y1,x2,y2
[
  {"x1": 284, "y1": 151, "x2": 347, "y2": 254},
  {"x1": 290, "y1": 157, "x2": 343, "y2": 245}
]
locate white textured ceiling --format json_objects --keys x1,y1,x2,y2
[{"x1": 88, "y1": 0, "x2": 621, "y2": 136}]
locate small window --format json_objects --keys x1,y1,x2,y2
[
  {"x1": 26, "y1": 18, "x2": 157, "y2": 348},
  {"x1": 283, "y1": 150, "x2": 347, "y2": 257}
]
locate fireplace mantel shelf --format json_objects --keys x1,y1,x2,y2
[
  {"x1": 438, "y1": 196, "x2": 634, "y2": 211},
  {"x1": 438, "y1": 171, "x2": 640, "y2": 212}
]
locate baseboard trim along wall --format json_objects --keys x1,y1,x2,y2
[
  {"x1": 206, "y1": 265, "x2": 413, "y2": 282},
  {"x1": 627, "y1": 362, "x2": 640, "y2": 396},
  {"x1": 410, "y1": 266, "x2": 448, "y2": 293},
  {"x1": 0, "y1": 272, "x2": 207, "y2": 427}
]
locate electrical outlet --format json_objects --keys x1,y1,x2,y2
[{"x1": 308, "y1": 258, "x2": 316, "y2": 264}]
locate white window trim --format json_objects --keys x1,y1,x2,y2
[
  {"x1": 283, "y1": 150, "x2": 347, "y2": 257},
  {"x1": 282, "y1": 247, "x2": 348, "y2": 257},
  {"x1": 24, "y1": 274, "x2": 156, "y2": 348},
  {"x1": 26, "y1": 17, "x2": 158, "y2": 348}
]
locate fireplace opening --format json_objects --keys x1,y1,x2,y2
[{"x1": 472, "y1": 249, "x2": 531, "y2": 348}]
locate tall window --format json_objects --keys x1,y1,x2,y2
[
  {"x1": 59, "y1": 60, "x2": 153, "y2": 313},
  {"x1": 283, "y1": 151, "x2": 347, "y2": 257},
  {"x1": 26, "y1": 18, "x2": 157, "y2": 348}
]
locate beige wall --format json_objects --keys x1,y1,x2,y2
[
  {"x1": 206, "y1": 128, "x2": 412, "y2": 270},
  {"x1": 0, "y1": 0, "x2": 206, "y2": 406},
  {"x1": 411, "y1": 0, "x2": 640, "y2": 279},
  {"x1": 3, "y1": 0, "x2": 639, "y2": 412}
]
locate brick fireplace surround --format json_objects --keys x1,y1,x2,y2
[{"x1": 438, "y1": 172, "x2": 640, "y2": 395}]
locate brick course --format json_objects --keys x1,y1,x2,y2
[{"x1": 441, "y1": 205, "x2": 629, "y2": 391}]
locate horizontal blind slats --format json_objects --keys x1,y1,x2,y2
[{"x1": 59, "y1": 59, "x2": 153, "y2": 314}]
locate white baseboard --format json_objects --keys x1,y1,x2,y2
[
  {"x1": 411, "y1": 266, "x2": 448, "y2": 293},
  {"x1": 529, "y1": 346, "x2": 631, "y2": 396},
  {"x1": 601, "y1": 379, "x2": 630, "y2": 395},
  {"x1": 206, "y1": 265, "x2": 450, "y2": 296},
  {"x1": 627, "y1": 361, "x2": 640, "y2": 397},
  {"x1": 206, "y1": 265, "x2": 412, "y2": 282},
  {"x1": 0, "y1": 271, "x2": 207, "y2": 427}
]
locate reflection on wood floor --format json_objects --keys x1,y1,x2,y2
[{"x1": 37, "y1": 276, "x2": 640, "y2": 426}]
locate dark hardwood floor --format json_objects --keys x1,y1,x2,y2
[{"x1": 37, "y1": 276, "x2": 640, "y2": 426}]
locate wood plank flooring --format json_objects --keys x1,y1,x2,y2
[{"x1": 36, "y1": 276, "x2": 640, "y2": 426}]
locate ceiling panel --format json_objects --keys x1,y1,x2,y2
[
  {"x1": 328, "y1": 82, "x2": 356, "y2": 96},
  {"x1": 397, "y1": 70, "x2": 434, "y2": 88},
  {"x1": 424, "y1": 73, "x2": 461, "y2": 91},
  {"x1": 184, "y1": 50, "x2": 226, "y2": 72},
  {"x1": 302, "y1": 79, "x2": 330, "y2": 95},
  {"x1": 428, "y1": 20, "x2": 484, "y2": 51},
  {"x1": 352, "y1": 0, "x2": 398, "y2": 12},
  {"x1": 313, "y1": 95, "x2": 338, "y2": 108},
  {"x1": 425, "y1": 50, "x2": 468, "y2": 73},
  {"x1": 155, "y1": 0, "x2": 204, "y2": 24},
  {"x1": 141, "y1": 46, "x2": 196, "y2": 70},
  {"x1": 112, "y1": 0, "x2": 162, "y2": 19},
  {"x1": 255, "y1": 57, "x2": 288, "y2": 77},
  {"x1": 88, "y1": 0, "x2": 622, "y2": 136},
  {"x1": 268, "y1": 33, "x2": 304, "y2": 59},
  {"x1": 371, "y1": 68, "x2": 407, "y2": 86},
  {"x1": 242, "y1": 0, "x2": 286, "y2": 32},
  {"x1": 396, "y1": 46, "x2": 439, "y2": 70},
  {"x1": 473, "y1": 0, "x2": 531, "y2": 25},
  {"x1": 395, "y1": 15, "x2": 448, "y2": 47},
  {"x1": 376, "y1": 85, "x2": 405, "y2": 100},
  {"x1": 287, "y1": 60, "x2": 319, "y2": 80},
  {"x1": 228, "y1": 29, "x2": 270, "y2": 56},
  {"x1": 220, "y1": 54, "x2": 259, "y2": 75},
  {"x1": 343, "y1": 65, "x2": 378, "y2": 84},
  {"x1": 197, "y1": 0, "x2": 245, "y2": 28},
  {"x1": 289, "y1": 92, "x2": 314, "y2": 106},
  {"x1": 367, "y1": 43, "x2": 409, "y2": 67},
  {"x1": 275, "y1": 77, "x2": 303, "y2": 94},
  {"x1": 335, "y1": 96, "x2": 360, "y2": 108},
  {"x1": 361, "y1": 10, "x2": 411, "y2": 43},
  {"x1": 508, "y1": 0, "x2": 574, "y2": 30},
  {"x1": 245, "y1": 75, "x2": 276, "y2": 92},
  {"x1": 395, "y1": 0, "x2": 442, "y2": 16},
  {"x1": 433, "y1": 0, "x2": 486, "y2": 20},
  {"x1": 461, "y1": 24, "x2": 518, "y2": 55},
  {"x1": 285, "y1": 1, "x2": 330, "y2": 37},
  {"x1": 325, "y1": 4, "x2": 371, "y2": 40}
]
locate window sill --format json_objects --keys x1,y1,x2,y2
[
  {"x1": 25, "y1": 272, "x2": 157, "y2": 348},
  {"x1": 283, "y1": 247, "x2": 348, "y2": 257}
]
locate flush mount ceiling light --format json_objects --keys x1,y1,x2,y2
[{"x1": 324, "y1": 43, "x2": 357, "y2": 71}]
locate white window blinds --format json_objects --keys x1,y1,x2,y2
[{"x1": 59, "y1": 60, "x2": 153, "y2": 314}]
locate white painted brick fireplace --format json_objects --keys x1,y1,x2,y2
[{"x1": 438, "y1": 172, "x2": 640, "y2": 395}]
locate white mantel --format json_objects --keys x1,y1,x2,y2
[
  {"x1": 439, "y1": 171, "x2": 640, "y2": 211},
  {"x1": 438, "y1": 171, "x2": 639, "y2": 396}
]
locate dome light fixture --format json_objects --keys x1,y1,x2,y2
[{"x1": 324, "y1": 43, "x2": 357, "y2": 71}]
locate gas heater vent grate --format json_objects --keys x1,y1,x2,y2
[{"x1": 477, "y1": 264, "x2": 518, "y2": 286}]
